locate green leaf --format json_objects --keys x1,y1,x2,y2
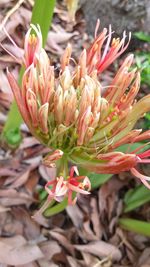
[
  {"x1": 38, "y1": 189, "x2": 48, "y2": 201},
  {"x1": 4, "y1": 127, "x2": 22, "y2": 147},
  {"x1": 44, "y1": 198, "x2": 68, "y2": 217},
  {"x1": 79, "y1": 167, "x2": 112, "y2": 189},
  {"x1": 124, "y1": 185, "x2": 150, "y2": 212},
  {"x1": 119, "y1": 218, "x2": 150, "y2": 237},
  {"x1": 31, "y1": 0, "x2": 56, "y2": 46},
  {"x1": 134, "y1": 32, "x2": 150, "y2": 42},
  {"x1": 88, "y1": 173, "x2": 112, "y2": 189},
  {"x1": 115, "y1": 142, "x2": 148, "y2": 154}
]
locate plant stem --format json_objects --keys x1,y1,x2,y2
[{"x1": 56, "y1": 155, "x2": 69, "y2": 178}]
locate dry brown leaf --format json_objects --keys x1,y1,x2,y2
[
  {"x1": 32, "y1": 211, "x2": 49, "y2": 228},
  {"x1": 12, "y1": 207, "x2": 40, "y2": 240},
  {"x1": 0, "y1": 235, "x2": 26, "y2": 247},
  {"x1": 0, "y1": 235, "x2": 43, "y2": 265},
  {"x1": 0, "y1": 168, "x2": 17, "y2": 177},
  {"x1": 67, "y1": 255, "x2": 83, "y2": 267},
  {"x1": 0, "y1": 205, "x2": 10, "y2": 213},
  {"x1": 50, "y1": 229, "x2": 75, "y2": 255},
  {"x1": 81, "y1": 252, "x2": 101, "y2": 267},
  {"x1": 38, "y1": 259, "x2": 58, "y2": 267},
  {"x1": 25, "y1": 171, "x2": 39, "y2": 193},
  {"x1": 0, "y1": 15, "x2": 23, "y2": 42},
  {"x1": 0, "y1": 189, "x2": 35, "y2": 206},
  {"x1": 23, "y1": 156, "x2": 42, "y2": 170},
  {"x1": 40, "y1": 240, "x2": 61, "y2": 260},
  {"x1": 66, "y1": 203, "x2": 83, "y2": 228},
  {"x1": 0, "y1": 0, "x2": 12, "y2": 6},
  {"x1": 0, "y1": 112, "x2": 7, "y2": 124},
  {"x1": 3, "y1": 218, "x2": 24, "y2": 237},
  {"x1": 10, "y1": 169, "x2": 30, "y2": 188},
  {"x1": 19, "y1": 137, "x2": 40, "y2": 149},
  {"x1": 17, "y1": 263, "x2": 38, "y2": 267},
  {"x1": 47, "y1": 27, "x2": 78, "y2": 54},
  {"x1": 137, "y1": 248, "x2": 150, "y2": 267},
  {"x1": 79, "y1": 220, "x2": 98, "y2": 241},
  {"x1": 0, "y1": 69, "x2": 12, "y2": 95},
  {"x1": 74, "y1": 241, "x2": 122, "y2": 261},
  {"x1": 39, "y1": 165, "x2": 56, "y2": 182},
  {"x1": 19, "y1": 6, "x2": 31, "y2": 25},
  {"x1": 90, "y1": 197, "x2": 103, "y2": 239}
]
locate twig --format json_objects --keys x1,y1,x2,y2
[
  {"x1": 27, "y1": 0, "x2": 34, "y2": 6},
  {"x1": 0, "y1": 0, "x2": 25, "y2": 32}
]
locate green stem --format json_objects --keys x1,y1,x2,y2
[
  {"x1": 44, "y1": 198, "x2": 68, "y2": 217},
  {"x1": 1, "y1": 0, "x2": 56, "y2": 146},
  {"x1": 56, "y1": 155, "x2": 69, "y2": 177},
  {"x1": 119, "y1": 218, "x2": 150, "y2": 237}
]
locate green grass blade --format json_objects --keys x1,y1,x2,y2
[
  {"x1": 124, "y1": 185, "x2": 150, "y2": 212},
  {"x1": 119, "y1": 218, "x2": 150, "y2": 237},
  {"x1": 31, "y1": 0, "x2": 56, "y2": 46}
]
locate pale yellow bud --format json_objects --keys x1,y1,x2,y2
[{"x1": 38, "y1": 103, "x2": 49, "y2": 134}]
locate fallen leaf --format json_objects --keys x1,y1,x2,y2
[
  {"x1": 40, "y1": 240, "x2": 61, "y2": 260},
  {"x1": 38, "y1": 259, "x2": 58, "y2": 267},
  {"x1": 12, "y1": 207, "x2": 40, "y2": 240},
  {"x1": 0, "y1": 69, "x2": 13, "y2": 95},
  {"x1": 66, "y1": 204, "x2": 83, "y2": 228},
  {"x1": 0, "y1": 189, "x2": 35, "y2": 206},
  {"x1": 10, "y1": 169, "x2": 30, "y2": 188},
  {"x1": 0, "y1": 235, "x2": 43, "y2": 265},
  {"x1": 50, "y1": 229, "x2": 75, "y2": 255},
  {"x1": 0, "y1": 205, "x2": 10, "y2": 213},
  {"x1": 17, "y1": 263, "x2": 38, "y2": 267},
  {"x1": 39, "y1": 165, "x2": 56, "y2": 182},
  {"x1": 67, "y1": 255, "x2": 83, "y2": 267},
  {"x1": 19, "y1": 137, "x2": 40, "y2": 149},
  {"x1": 90, "y1": 197, "x2": 103, "y2": 239},
  {"x1": 74, "y1": 241, "x2": 122, "y2": 261}
]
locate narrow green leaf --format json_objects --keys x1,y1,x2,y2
[
  {"x1": 44, "y1": 198, "x2": 68, "y2": 217},
  {"x1": 88, "y1": 173, "x2": 112, "y2": 189},
  {"x1": 124, "y1": 185, "x2": 150, "y2": 212},
  {"x1": 31, "y1": 0, "x2": 56, "y2": 46},
  {"x1": 79, "y1": 167, "x2": 112, "y2": 189},
  {"x1": 119, "y1": 218, "x2": 150, "y2": 237}
]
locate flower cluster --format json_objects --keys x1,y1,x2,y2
[
  {"x1": 45, "y1": 166, "x2": 91, "y2": 205},
  {"x1": 7, "y1": 22, "x2": 150, "y2": 204}
]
